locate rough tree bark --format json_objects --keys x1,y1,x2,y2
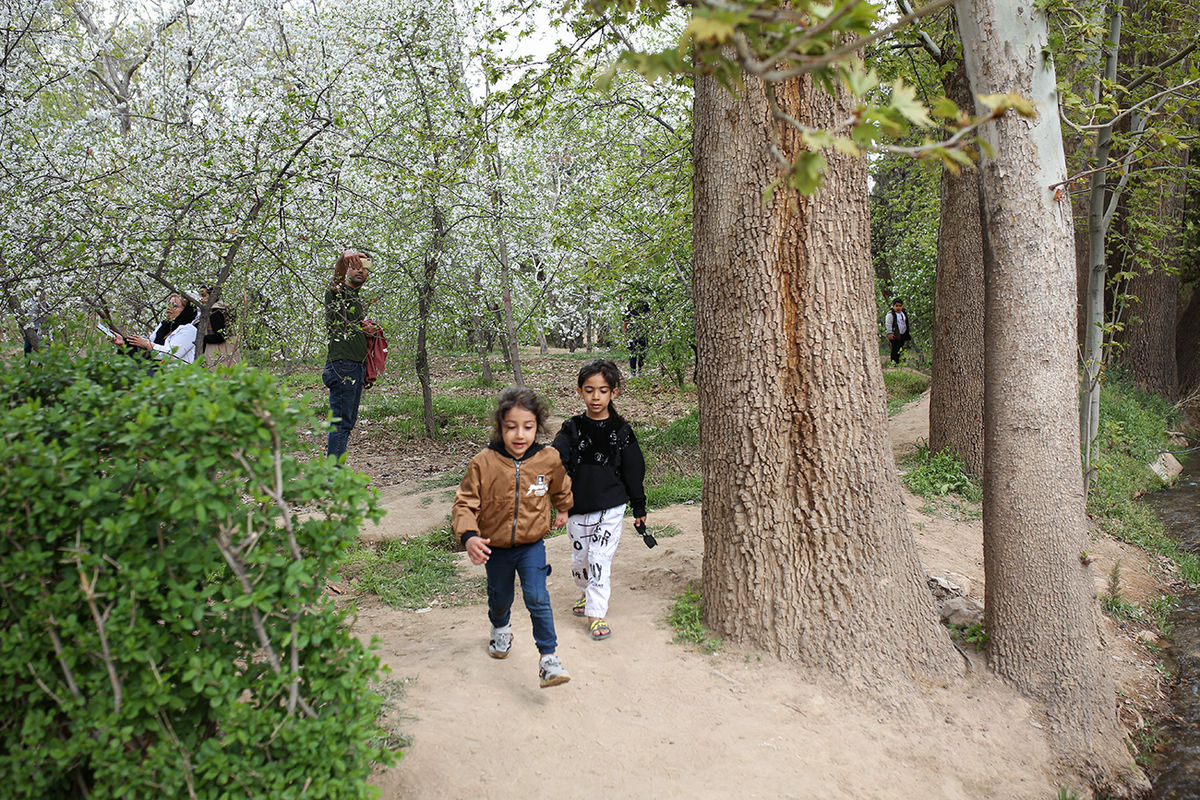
[
  {"x1": 929, "y1": 57, "x2": 986, "y2": 476},
  {"x1": 693, "y1": 67, "x2": 958, "y2": 684},
  {"x1": 956, "y1": 0, "x2": 1146, "y2": 791}
]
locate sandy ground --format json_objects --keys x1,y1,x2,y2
[{"x1": 355, "y1": 391, "x2": 1169, "y2": 799}]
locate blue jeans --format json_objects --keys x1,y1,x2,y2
[
  {"x1": 484, "y1": 539, "x2": 557, "y2": 655},
  {"x1": 322, "y1": 359, "x2": 365, "y2": 461}
]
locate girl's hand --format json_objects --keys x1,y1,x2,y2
[
  {"x1": 634, "y1": 516, "x2": 646, "y2": 527},
  {"x1": 551, "y1": 512, "x2": 568, "y2": 529},
  {"x1": 112, "y1": 333, "x2": 125, "y2": 347},
  {"x1": 128, "y1": 335, "x2": 152, "y2": 350},
  {"x1": 465, "y1": 536, "x2": 491, "y2": 565}
]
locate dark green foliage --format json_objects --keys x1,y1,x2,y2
[
  {"x1": 0, "y1": 349, "x2": 394, "y2": 798},
  {"x1": 668, "y1": 583, "x2": 721, "y2": 654}
]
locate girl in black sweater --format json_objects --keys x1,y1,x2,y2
[{"x1": 552, "y1": 360, "x2": 647, "y2": 640}]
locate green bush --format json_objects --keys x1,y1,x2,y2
[
  {"x1": 0, "y1": 349, "x2": 394, "y2": 798},
  {"x1": 903, "y1": 442, "x2": 982, "y2": 501},
  {"x1": 882, "y1": 368, "x2": 929, "y2": 415}
]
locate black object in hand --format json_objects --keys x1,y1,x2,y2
[{"x1": 635, "y1": 520, "x2": 657, "y2": 549}]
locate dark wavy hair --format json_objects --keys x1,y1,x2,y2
[{"x1": 490, "y1": 386, "x2": 549, "y2": 446}]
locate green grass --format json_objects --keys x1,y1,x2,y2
[
  {"x1": 641, "y1": 411, "x2": 702, "y2": 507},
  {"x1": 901, "y1": 442, "x2": 982, "y2": 522},
  {"x1": 1087, "y1": 372, "x2": 1199, "y2": 588},
  {"x1": 365, "y1": 393, "x2": 492, "y2": 441},
  {"x1": 668, "y1": 583, "x2": 722, "y2": 654},
  {"x1": 882, "y1": 368, "x2": 929, "y2": 415},
  {"x1": 646, "y1": 523, "x2": 681, "y2": 539},
  {"x1": 337, "y1": 529, "x2": 483, "y2": 608}
]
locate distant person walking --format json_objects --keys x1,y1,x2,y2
[
  {"x1": 323, "y1": 250, "x2": 379, "y2": 462},
  {"x1": 884, "y1": 297, "x2": 912, "y2": 365},
  {"x1": 624, "y1": 298, "x2": 651, "y2": 377},
  {"x1": 453, "y1": 387, "x2": 575, "y2": 688}
]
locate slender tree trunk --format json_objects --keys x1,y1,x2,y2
[
  {"x1": 468, "y1": 264, "x2": 494, "y2": 385},
  {"x1": 693, "y1": 66, "x2": 957, "y2": 684},
  {"x1": 956, "y1": 0, "x2": 1145, "y2": 791},
  {"x1": 497, "y1": 229, "x2": 523, "y2": 386},
  {"x1": 416, "y1": 205, "x2": 446, "y2": 438},
  {"x1": 929, "y1": 58, "x2": 986, "y2": 475}
]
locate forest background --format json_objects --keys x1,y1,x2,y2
[{"x1": 5, "y1": 0, "x2": 1200, "y2": 796}]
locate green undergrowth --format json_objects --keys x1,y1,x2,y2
[
  {"x1": 883, "y1": 368, "x2": 929, "y2": 415},
  {"x1": 365, "y1": 393, "x2": 492, "y2": 441},
  {"x1": 338, "y1": 529, "x2": 484, "y2": 608},
  {"x1": 1088, "y1": 373, "x2": 1199, "y2": 588},
  {"x1": 640, "y1": 410, "x2": 702, "y2": 508},
  {"x1": 668, "y1": 583, "x2": 723, "y2": 654},
  {"x1": 902, "y1": 442, "x2": 982, "y2": 519}
]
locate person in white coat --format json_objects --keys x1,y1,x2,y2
[{"x1": 113, "y1": 294, "x2": 199, "y2": 364}]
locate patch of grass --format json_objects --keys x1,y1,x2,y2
[
  {"x1": 365, "y1": 393, "x2": 492, "y2": 442},
  {"x1": 883, "y1": 368, "x2": 929, "y2": 415},
  {"x1": 646, "y1": 523, "x2": 681, "y2": 538},
  {"x1": 1099, "y1": 561, "x2": 1143, "y2": 624},
  {"x1": 1088, "y1": 373, "x2": 1199, "y2": 589},
  {"x1": 668, "y1": 583, "x2": 722, "y2": 654},
  {"x1": 1056, "y1": 788, "x2": 1081, "y2": 800},
  {"x1": 646, "y1": 474, "x2": 703, "y2": 508},
  {"x1": 338, "y1": 529, "x2": 481, "y2": 608},
  {"x1": 416, "y1": 470, "x2": 466, "y2": 492},
  {"x1": 1129, "y1": 724, "x2": 1163, "y2": 769},
  {"x1": 902, "y1": 442, "x2": 982, "y2": 502},
  {"x1": 1149, "y1": 595, "x2": 1178, "y2": 637},
  {"x1": 371, "y1": 676, "x2": 415, "y2": 752},
  {"x1": 641, "y1": 411, "x2": 702, "y2": 508}
]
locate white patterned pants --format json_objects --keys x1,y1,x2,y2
[{"x1": 567, "y1": 505, "x2": 625, "y2": 618}]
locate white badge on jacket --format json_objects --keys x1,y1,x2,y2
[{"x1": 527, "y1": 475, "x2": 548, "y2": 497}]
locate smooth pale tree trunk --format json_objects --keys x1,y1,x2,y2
[
  {"x1": 929, "y1": 58, "x2": 986, "y2": 476},
  {"x1": 693, "y1": 68, "x2": 957, "y2": 684},
  {"x1": 956, "y1": 0, "x2": 1145, "y2": 791},
  {"x1": 1080, "y1": 3, "x2": 1122, "y2": 486}
]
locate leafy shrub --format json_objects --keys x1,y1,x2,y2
[
  {"x1": 668, "y1": 583, "x2": 722, "y2": 654},
  {"x1": 0, "y1": 349, "x2": 394, "y2": 798},
  {"x1": 902, "y1": 442, "x2": 982, "y2": 501}
]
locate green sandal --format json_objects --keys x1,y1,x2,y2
[
  {"x1": 589, "y1": 618, "x2": 612, "y2": 640},
  {"x1": 572, "y1": 597, "x2": 586, "y2": 617}
]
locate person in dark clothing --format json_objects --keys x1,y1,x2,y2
[
  {"x1": 551, "y1": 359, "x2": 647, "y2": 641},
  {"x1": 884, "y1": 297, "x2": 912, "y2": 365},
  {"x1": 322, "y1": 250, "x2": 379, "y2": 462},
  {"x1": 198, "y1": 286, "x2": 227, "y2": 350},
  {"x1": 624, "y1": 299, "x2": 651, "y2": 377}
]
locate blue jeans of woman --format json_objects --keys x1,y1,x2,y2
[
  {"x1": 323, "y1": 359, "x2": 364, "y2": 461},
  {"x1": 484, "y1": 539, "x2": 557, "y2": 654}
]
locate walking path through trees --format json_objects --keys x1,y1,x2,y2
[{"x1": 354, "y1": 393, "x2": 1166, "y2": 799}]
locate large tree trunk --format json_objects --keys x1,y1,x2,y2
[
  {"x1": 693, "y1": 68, "x2": 957, "y2": 685},
  {"x1": 956, "y1": 0, "x2": 1145, "y2": 791},
  {"x1": 1176, "y1": 284, "x2": 1200, "y2": 399},
  {"x1": 928, "y1": 58, "x2": 986, "y2": 475}
]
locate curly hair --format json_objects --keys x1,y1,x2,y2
[{"x1": 490, "y1": 386, "x2": 549, "y2": 446}]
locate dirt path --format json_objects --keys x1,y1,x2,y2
[{"x1": 357, "y1": 392, "x2": 1161, "y2": 799}]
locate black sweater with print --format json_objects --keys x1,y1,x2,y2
[{"x1": 551, "y1": 414, "x2": 646, "y2": 518}]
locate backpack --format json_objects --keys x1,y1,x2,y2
[
  {"x1": 559, "y1": 415, "x2": 632, "y2": 475},
  {"x1": 364, "y1": 319, "x2": 388, "y2": 389}
]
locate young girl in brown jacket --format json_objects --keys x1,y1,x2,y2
[{"x1": 453, "y1": 387, "x2": 574, "y2": 688}]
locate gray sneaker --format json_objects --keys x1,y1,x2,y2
[
  {"x1": 489, "y1": 627, "x2": 513, "y2": 659},
  {"x1": 538, "y1": 654, "x2": 571, "y2": 688}
]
